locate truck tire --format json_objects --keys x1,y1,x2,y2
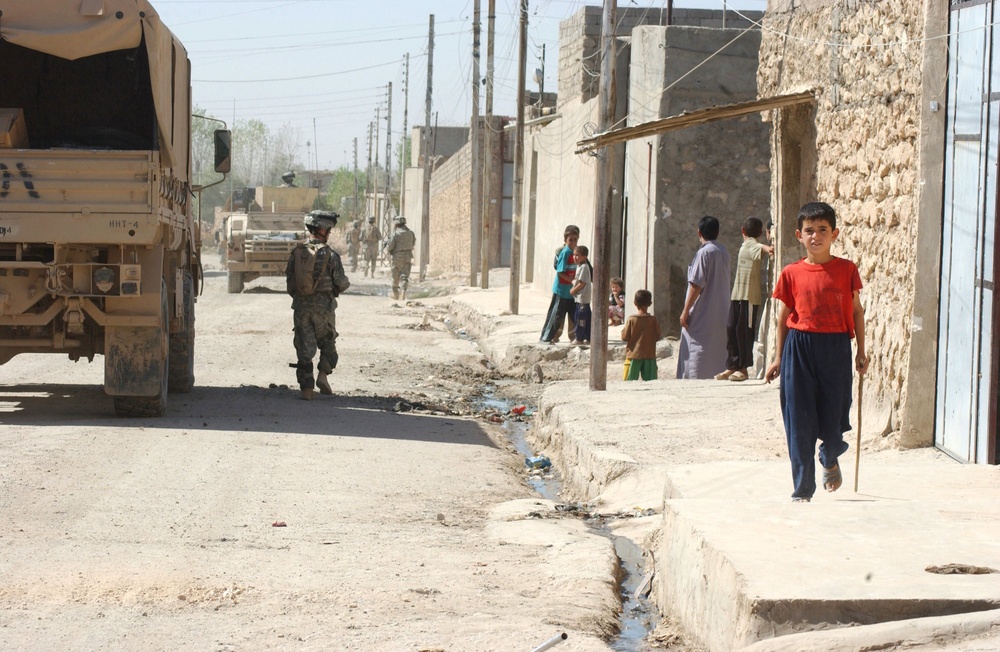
[
  {"x1": 168, "y1": 271, "x2": 195, "y2": 393},
  {"x1": 114, "y1": 282, "x2": 169, "y2": 417},
  {"x1": 227, "y1": 271, "x2": 244, "y2": 294}
]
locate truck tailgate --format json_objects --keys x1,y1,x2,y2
[{"x1": 0, "y1": 150, "x2": 153, "y2": 214}]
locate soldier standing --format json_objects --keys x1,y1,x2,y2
[
  {"x1": 361, "y1": 215, "x2": 381, "y2": 278},
  {"x1": 285, "y1": 210, "x2": 351, "y2": 400},
  {"x1": 280, "y1": 171, "x2": 298, "y2": 188},
  {"x1": 346, "y1": 219, "x2": 361, "y2": 273},
  {"x1": 386, "y1": 216, "x2": 417, "y2": 300}
]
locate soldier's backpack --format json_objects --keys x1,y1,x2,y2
[{"x1": 287, "y1": 243, "x2": 330, "y2": 297}]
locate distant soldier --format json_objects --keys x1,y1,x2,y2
[
  {"x1": 285, "y1": 210, "x2": 350, "y2": 401},
  {"x1": 386, "y1": 216, "x2": 417, "y2": 300},
  {"x1": 346, "y1": 219, "x2": 362, "y2": 273},
  {"x1": 280, "y1": 171, "x2": 297, "y2": 188},
  {"x1": 361, "y1": 215, "x2": 381, "y2": 278}
]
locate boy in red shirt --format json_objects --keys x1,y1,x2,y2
[{"x1": 765, "y1": 202, "x2": 868, "y2": 502}]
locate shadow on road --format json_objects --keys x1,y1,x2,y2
[{"x1": 0, "y1": 383, "x2": 497, "y2": 449}]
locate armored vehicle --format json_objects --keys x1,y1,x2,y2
[
  {"x1": 222, "y1": 186, "x2": 317, "y2": 293},
  {"x1": 0, "y1": 1, "x2": 228, "y2": 416}
]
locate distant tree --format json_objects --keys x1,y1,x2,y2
[{"x1": 323, "y1": 167, "x2": 368, "y2": 222}]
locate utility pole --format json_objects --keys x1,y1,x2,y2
[
  {"x1": 539, "y1": 44, "x2": 545, "y2": 105},
  {"x1": 366, "y1": 121, "x2": 373, "y2": 199},
  {"x1": 385, "y1": 81, "x2": 393, "y2": 238},
  {"x1": 353, "y1": 137, "x2": 359, "y2": 220},
  {"x1": 374, "y1": 106, "x2": 380, "y2": 218},
  {"x1": 400, "y1": 54, "x2": 409, "y2": 218},
  {"x1": 590, "y1": 0, "x2": 616, "y2": 391},
  {"x1": 481, "y1": 0, "x2": 495, "y2": 289},
  {"x1": 509, "y1": 0, "x2": 527, "y2": 314},
  {"x1": 312, "y1": 117, "x2": 319, "y2": 184},
  {"x1": 420, "y1": 15, "x2": 434, "y2": 281},
  {"x1": 469, "y1": 0, "x2": 481, "y2": 287}
]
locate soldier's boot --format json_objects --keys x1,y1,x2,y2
[
  {"x1": 392, "y1": 288, "x2": 400, "y2": 300},
  {"x1": 301, "y1": 388, "x2": 315, "y2": 401},
  {"x1": 317, "y1": 372, "x2": 333, "y2": 395},
  {"x1": 401, "y1": 282, "x2": 408, "y2": 301}
]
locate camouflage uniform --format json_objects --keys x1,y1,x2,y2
[
  {"x1": 285, "y1": 238, "x2": 351, "y2": 392},
  {"x1": 386, "y1": 222, "x2": 417, "y2": 300},
  {"x1": 346, "y1": 221, "x2": 361, "y2": 272},
  {"x1": 361, "y1": 220, "x2": 381, "y2": 277}
]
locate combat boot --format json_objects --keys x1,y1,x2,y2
[
  {"x1": 300, "y1": 388, "x2": 315, "y2": 401},
  {"x1": 317, "y1": 372, "x2": 333, "y2": 395},
  {"x1": 392, "y1": 289, "x2": 400, "y2": 300}
]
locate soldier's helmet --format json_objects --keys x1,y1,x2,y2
[
  {"x1": 281, "y1": 171, "x2": 296, "y2": 182},
  {"x1": 394, "y1": 216, "x2": 406, "y2": 226},
  {"x1": 367, "y1": 215, "x2": 376, "y2": 223},
  {"x1": 304, "y1": 210, "x2": 339, "y2": 232}
]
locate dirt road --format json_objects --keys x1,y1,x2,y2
[{"x1": 0, "y1": 266, "x2": 617, "y2": 651}]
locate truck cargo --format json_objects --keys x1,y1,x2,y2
[{"x1": 0, "y1": 0, "x2": 228, "y2": 416}]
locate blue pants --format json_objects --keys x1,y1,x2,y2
[
  {"x1": 540, "y1": 294, "x2": 575, "y2": 342},
  {"x1": 574, "y1": 303, "x2": 591, "y2": 342},
  {"x1": 779, "y1": 330, "x2": 853, "y2": 499}
]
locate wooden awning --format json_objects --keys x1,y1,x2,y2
[{"x1": 574, "y1": 91, "x2": 815, "y2": 154}]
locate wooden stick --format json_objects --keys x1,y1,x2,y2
[{"x1": 854, "y1": 374, "x2": 864, "y2": 493}]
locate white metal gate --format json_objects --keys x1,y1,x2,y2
[{"x1": 937, "y1": 0, "x2": 998, "y2": 463}]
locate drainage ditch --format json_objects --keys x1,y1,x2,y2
[{"x1": 477, "y1": 386, "x2": 659, "y2": 650}]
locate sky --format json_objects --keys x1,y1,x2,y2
[{"x1": 153, "y1": 0, "x2": 766, "y2": 172}]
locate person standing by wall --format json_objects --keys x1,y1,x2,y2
[
  {"x1": 677, "y1": 215, "x2": 731, "y2": 379},
  {"x1": 539, "y1": 225, "x2": 580, "y2": 344},
  {"x1": 717, "y1": 217, "x2": 773, "y2": 381}
]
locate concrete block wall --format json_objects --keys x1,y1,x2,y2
[
  {"x1": 624, "y1": 25, "x2": 770, "y2": 339},
  {"x1": 757, "y1": 0, "x2": 930, "y2": 447},
  {"x1": 558, "y1": 6, "x2": 764, "y2": 109}
]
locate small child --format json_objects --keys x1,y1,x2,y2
[
  {"x1": 765, "y1": 202, "x2": 868, "y2": 503},
  {"x1": 540, "y1": 225, "x2": 580, "y2": 344},
  {"x1": 620, "y1": 289, "x2": 661, "y2": 381},
  {"x1": 717, "y1": 217, "x2": 773, "y2": 382},
  {"x1": 569, "y1": 245, "x2": 593, "y2": 345},
  {"x1": 608, "y1": 277, "x2": 625, "y2": 326}
]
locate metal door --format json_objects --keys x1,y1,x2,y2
[{"x1": 937, "y1": 0, "x2": 998, "y2": 463}]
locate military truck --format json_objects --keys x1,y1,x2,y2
[
  {"x1": 222, "y1": 186, "x2": 317, "y2": 293},
  {"x1": 0, "y1": 1, "x2": 229, "y2": 417}
]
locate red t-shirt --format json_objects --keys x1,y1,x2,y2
[{"x1": 772, "y1": 257, "x2": 862, "y2": 337}]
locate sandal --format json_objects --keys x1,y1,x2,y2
[
  {"x1": 822, "y1": 463, "x2": 843, "y2": 493},
  {"x1": 714, "y1": 370, "x2": 734, "y2": 380},
  {"x1": 792, "y1": 497, "x2": 811, "y2": 503}
]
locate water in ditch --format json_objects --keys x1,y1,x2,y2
[{"x1": 477, "y1": 386, "x2": 659, "y2": 650}]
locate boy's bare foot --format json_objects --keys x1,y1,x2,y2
[{"x1": 823, "y1": 463, "x2": 843, "y2": 492}]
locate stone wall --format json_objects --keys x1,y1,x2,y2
[
  {"x1": 428, "y1": 143, "x2": 473, "y2": 275},
  {"x1": 757, "y1": 0, "x2": 929, "y2": 446}
]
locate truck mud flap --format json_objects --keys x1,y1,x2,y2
[{"x1": 105, "y1": 326, "x2": 166, "y2": 396}]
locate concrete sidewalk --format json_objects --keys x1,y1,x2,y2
[{"x1": 445, "y1": 283, "x2": 1000, "y2": 652}]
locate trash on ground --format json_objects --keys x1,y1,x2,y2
[
  {"x1": 272, "y1": 521, "x2": 287, "y2": 527},
  {"x1": 925, "y1": 563, "x2": 999, "y2": 575},
  {"x1": 525, "y1": 455, "x2": 552, "y2": 470},
  {"x1": 510, "y1": 405, "x2": 527, "y2": 415}
]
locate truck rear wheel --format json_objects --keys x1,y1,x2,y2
[
  {"x1": 114, "y1": 283, "x2": 169, "y2": 417},
  {"x1": 168, "y1": 271, "x2": 195, "y2": 393},
  {"x1": 227, "y1": 271, "x2": 244, "y2": 294}
]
